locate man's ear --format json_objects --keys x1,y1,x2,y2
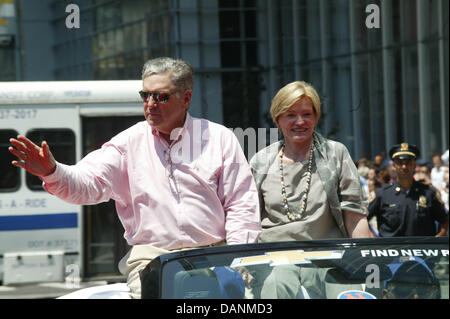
[{"x1": 182, "y1": 90, "x2": 192, "y2": 110}]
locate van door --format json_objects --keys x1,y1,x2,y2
[{"x1": 81, "y1": 116, "x2": 143, "y2": 279}]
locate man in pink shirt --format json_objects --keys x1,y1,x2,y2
[{"x1": 9, "y1": 57, "x2": 261, "y2": 298}]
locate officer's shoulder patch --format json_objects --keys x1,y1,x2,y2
[
  {"x1": 368, "y1": 191, "x2": 376, "y2": 203},
  {"x1": 435, "y1": 191, "x2": 444, "y2": 205}
]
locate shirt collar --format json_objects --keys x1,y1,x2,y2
[
  {"x1": 392, "y1": 180, "x2": 419, "y2": 194},
  {"x1": 311, "y1": 131, "x2": 326, "y2": 159},
  {"x1": 151, "y1": 112, "x2": 192, "y2": 143}
]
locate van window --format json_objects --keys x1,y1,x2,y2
[
  {"x1": 0, "y1": 129, "x2": 20, "y2": 191},
  {"x1": 26, "y1": 129, "x2": 76, "y2": 191}
]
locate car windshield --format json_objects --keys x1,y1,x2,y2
[{"x1": 145, "y1": 238, "x2": 448, "y2": 299}]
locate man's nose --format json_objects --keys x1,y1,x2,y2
[{"x1": 145, "y1": 96, "x2": 158, "y2": 108}]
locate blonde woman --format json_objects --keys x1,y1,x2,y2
[{"x1": 249, "y1": 81, "x2": 371, "y2": 298}]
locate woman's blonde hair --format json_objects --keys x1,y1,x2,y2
[{"x1": 270, "y1": 81, "x2": 321, "y2": 125}]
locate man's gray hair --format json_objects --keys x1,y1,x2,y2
[{"x1": 141, "y1": 57, "x2": 194, "y2": 92}]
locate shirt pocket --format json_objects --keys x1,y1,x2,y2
[
  {"x1": 187, "y1": 159, "x2": 220, "y2": 192},
  {"x1": 416, "y1": 205, "x2": 430, "y2": 222}
]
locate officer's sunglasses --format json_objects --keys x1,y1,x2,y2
[{"x1": 139, "y1": 91, "x2": 175, "y2": 103}]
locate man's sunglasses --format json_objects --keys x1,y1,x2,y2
[{"x1": 139, "y1": 91, "x2": 174, "y2": 103}]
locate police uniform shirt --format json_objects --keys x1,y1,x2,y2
[{"x1": 368, "y1": 180, "x2": 448, "y2": 237}]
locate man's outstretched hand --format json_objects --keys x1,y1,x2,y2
[{"x1": 9, "y1": 135, "x2": 57, "y2": 177}]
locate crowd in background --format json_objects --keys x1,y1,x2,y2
[{"x1": 356, "y1": 149, "x2": 449, "y2": 212}]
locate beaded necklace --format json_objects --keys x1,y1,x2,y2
[{"x1": 279, "y1": 137, "x2": 315, "y2": 222}]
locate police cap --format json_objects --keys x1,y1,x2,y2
[{"x1": 389, "y1": 142, "x2": 420, "y2": 160}]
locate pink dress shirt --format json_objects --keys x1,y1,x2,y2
[{"x1": 42, "y1": 113, "x2": 261, "y2": 250}]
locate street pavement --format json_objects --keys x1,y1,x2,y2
[{"x1": 0, "y1": 280, "x2": 111, "y2": 299}]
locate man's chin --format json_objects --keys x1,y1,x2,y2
[{"x1": 146, "y1": 117, "x2": 161, "y2": 127}]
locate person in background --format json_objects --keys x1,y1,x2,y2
[
  {"x1": 367, "y1": 166, "x2": 377, "y2": 181},
  {"x1": 368, "y1": 143, "x2": 448, "y2": 237},
  {"x1": 358, "y1": 165, "x2": 370, "y2": 196},
  {"x1": 367, "y1": 177, "x2": 382, "y2": 237},
  {"x1": 414, "y1": 159, "x2": 432, "y2": 185},
  {"x1": 441, "y1": 150, "x2": 449, "y2": 166},
  {"x1": 357, "y1": 157, "x2": 369, "y2": 170},
  {"x1": 431, "y1": 154, "x2": 445, "y2": 189},
  {"x1": 376, "y1": 167, "x2": 391, "y2": 186},
  {"x1": 386, "y1": 160, "x2": 397, "y2": 182},
  {"x1": 436, "y1": 164, "x2": 449, "y2": 212},
  {"x1": 373, "y1": 154, "x2": 384, "y2": 168}
]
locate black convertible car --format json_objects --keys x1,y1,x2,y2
[{"x1": 140, "y1": 237, "x2": 448, "y2": 299}]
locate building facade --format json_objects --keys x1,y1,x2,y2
[
  {"x1": 0, "y1": 0, "x2": 16, "y2": 81},
  {"x1": 2, "y1": 0, "x2": 448, "y2": 159}
]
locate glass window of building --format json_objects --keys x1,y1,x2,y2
[
  {"x1": 219, "y1": 0, "x2": 260, "y2": 133},
  {"x1": 27, "y1": 0, "x2": 448, "y2": 160},
  {"x1": 254, "y1": 0, "x2": 448, "y2": 160}
]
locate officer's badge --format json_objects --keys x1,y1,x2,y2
[
  {"x1": 418, "y1": 195, "x2": 427, "y2": 208},
  {"x1": 400, "y1": 143, "x2": 409, "y2": 151}
]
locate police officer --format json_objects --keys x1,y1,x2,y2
[{"x1": 368, "y1": 143, "x2": 448, "y2": 237}]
